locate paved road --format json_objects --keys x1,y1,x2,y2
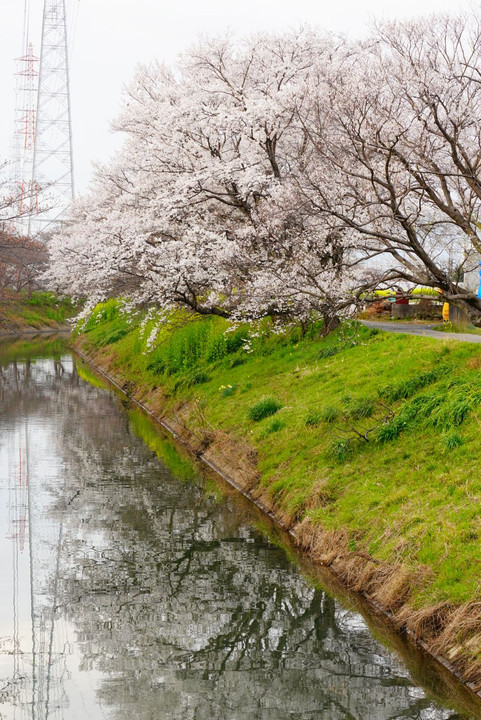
[{"x1": 361, "y1": 320, "x2": 481, "y2": 344}]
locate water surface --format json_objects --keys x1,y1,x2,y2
[{"x1": 0, "y1": 337, "x2": 479, "y2": 719}]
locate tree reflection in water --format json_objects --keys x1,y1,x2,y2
[{"x1": 0, "y1": 348, "x2": 472, "y2": 720}]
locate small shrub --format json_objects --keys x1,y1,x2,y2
[
  {"x1": 416, "y1": 298, "x2": 439, "y2": 319},
  {"x1": 84, "y1": 299, "x2": 122, "y2": 331},
  {"x1": 248, "y1": 397, "x2": 283, "y2": 422},
  {"x1": 27, "y1": 291, "x2": 63, "y2": 307}
]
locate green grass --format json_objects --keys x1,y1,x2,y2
[
  {"x1": 248, "y1": 397, "x2": 283, "y2": 422},
  {"x1": 437, "y1": 322, "x2": 481, "y2": 335},
  {"x1": 0, "y1": 291, "x2": 75, "y2": 331},
  {"x1": 77, "y1": 302, "x2": 481, "y2": 609}
]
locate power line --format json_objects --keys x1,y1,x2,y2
[{"x1": 66, "y1": 0, "x2": 80, "y2": 61}]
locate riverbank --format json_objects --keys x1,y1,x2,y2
[
  {"x1": 4, "y1": 334, "x2": 478, "y2": 719},
  {"x1": 73, "y1": 301, "x2": 481, "y2": 697},
  {"x1": 0, "y1": 291, "x2": 74, "y2": 335}
]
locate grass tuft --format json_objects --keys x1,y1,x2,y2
[
  {"x1": 379, "y1": 369, "x2": 443, "y2": 402},
  {"x1": 328, "y1": 438, "x2": 352, "y2": 462},
  {"x1": 442, "y1": 431, "x2": 464, "y2": 449},
  {"x1": 189, "y1": 371, "x2": 211, "y2": 386},
  {"x1": 348, "y1": 397, "x2": 376, "y2": 420},
  {"x1": 305, "y1": 410, "x2": 322, "y2": 427},
  {"x1": 319, "y1": 405, "x2": 341, "y2": 423},
  {"x1": 266, "y1": 418, "x2": 286, "y2": 433},
  {"x1": 248, "y1": 397, "x2": 283, "y2": 422},
  {"x1": 318, "y1": 345, "x2": 340, "y2": 359},
  {"x1": 375, "y1": 419, "x2": 405, "y2": 443}
]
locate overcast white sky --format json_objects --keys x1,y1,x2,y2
[{"x1": 0, "y1": 0, "x2": 471, "y2": 193}]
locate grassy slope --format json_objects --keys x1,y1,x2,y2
[
  {"x1": 0, "y1": 291, "x2": 74, "y2": 333},
  {"x1": 75, "y1": 301, "x2": 481, "y2": 680}
]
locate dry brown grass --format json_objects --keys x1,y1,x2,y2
[
  {"x1": 305, "y1": 477, "x2": 332, "y2": 510},
  {"x1": 467, "y1": 355, "x2": 481, "y2": 370},
  {"x1": 291, "y1": 516, "x2": 481, "y2": 687}
]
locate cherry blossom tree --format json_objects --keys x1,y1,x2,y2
[
  {"x1": 47, "y1": 15, "x2": 481, "y2": 327},
  {"x1": 0, "y1": 167, "x2": 48, "y2": 293},
  {"x1": 298, "y1": 13, "x2": 481, "y2": 324},
  {"x1": 0, "y1": 231, "x2": 47, "y2": 292},
  {"x1": 47, "y1": 30, "x2": 358, "y2": 326}
]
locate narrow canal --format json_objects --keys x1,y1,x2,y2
[{"x1": 0, "y1": 336, "x2": 479, "y2": 720}]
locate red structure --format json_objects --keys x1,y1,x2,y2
[{"x1": 10, "y1": 42, "x2": 39, "y2": 232}]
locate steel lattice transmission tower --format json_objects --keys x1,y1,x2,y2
[
  {"x1": 8, "y1": 42, "x2": 39, "y2": 235},
  {"x1": 30, "y1": 0, "x2": 74, "y2": 235}
]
